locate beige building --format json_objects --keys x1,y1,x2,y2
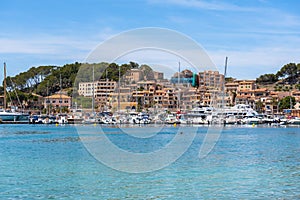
[
  {"x1": 96, "y1": 80, "x2": 117, "y2": 108},
  {"x1": 124, "y1": 69, "x2": 144, "y2": 84},
  {"x1": 225, "y1": 82, "x2": 239, "y2": 94},
  {"x1": 237, "y1": 88, "x2": 269, "y2": 98},
  {"x1": 153, "y1": 89, "x2": 165, "y2": 109},
  {"x1": 26, "y1": 93, "x2": 44, "y2": 110},
  {"x1": 78, "y1": 80, "x2": 117, "y2": 109},
  {"x1": 78, "y1": 81, "x2": 98, "y2": 97},
  {"x1": 44, "y1": 94, "x2": 72, "y2": 110},
  {"x1": 237, "y1": 80, "x2": 256, "y2": 91},
  {"x1": 154, "y1": 71, "x2": 164, "y2": 80},
  {"x1": 199, "y1": 70, "x2": 224, "y2": 90},
  {"x1": 137, "y1": 81, "x2": 156, "y2": 90},
  {"x1": 162, "y1": 88, "x2": 178, "y2": 110},
  {"x1": 110, "y1": 87, "x2": 133, "y2": 111}
]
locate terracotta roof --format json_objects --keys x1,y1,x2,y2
[
  {"x1": 292, "y1": 91, "x2": 300, "y2": 95},
  {"x1": 45, "y1": 94, "x2": 71, "y2": 99},
  {"x1": 238, "y1": 89, "x2": 254, "y2": 92},
  {"x1": 236, "y1": 95, "x2": 252, "y2": 98},
  {"x1": 254, "y1": 88, "x2": 268, "y2": 92},
  {"x1": 32, "y1": 93, "x2": 43, "y2": 97}
]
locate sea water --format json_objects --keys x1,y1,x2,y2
[{"x1": 0, "y1": 124, "x2": 299, "y2": 199}]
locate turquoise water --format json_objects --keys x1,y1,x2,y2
[{"x1": 0, "y1": 125, "x2": 299, "y2": 199}]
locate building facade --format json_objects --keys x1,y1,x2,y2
[
  {"x1": 44, "y1": 94, "x2": 72, "y2": 110},
  {"x1": 199, "y1": 70, "x2": 224, "y2": 90},
  {"x1": 78, "y1": 81, "x2": 98, "y2": 97}
]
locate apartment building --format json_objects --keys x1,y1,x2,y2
[
  {"x1": 153, "y1": 89, "x2": 165, "y2": 109},
  {"x1": 110, "y1": 87, "x2": 134, "y2": 111},
  {"x1": 78, "y1": 80, "x2": 117, "y2": 108},
  {"x1": 44, "y1": 94, "x2": 72, "y2": 109},
  {"x1": 96, "y1": 80, "x2": 117, "y2": 108},
  {"x1": 137, "y1": 81, "x2": 156, "y2": 90},
  {"x1": 78, "y1": 81, "x2": 98, "y2": 97},
  {"x1": 181, "y1": 88, "x2": 198, "y2": 110},
  {"x1": 162, "y1": 88, "x2": 178, "y2": 110},
  {"x1": 154, "y1": 71, "x2": 164, "y2": 80},
  {"x1": 225, "y1": 82, "x2": 239, "y2": 94},
  {"x1": 199, "y1": 70, "x2": 224, "y2": 90},
  {"x1": 237, "y1": 88, "x2": 269, "y2": 97},
  {"x1": 237, "y1": 80, "x2": 256, "y2": 91},
  {"x1": 124, "y1": 69, "x2": 144, "y2": 84},
  {"x1": 25, "y1": 93, "x2": 44, "y2": 110}
]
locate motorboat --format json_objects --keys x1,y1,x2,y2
[
  {"x1": 288, "y1": 117, "x2": 300, "y2": 125},
  {"x1": 0, "y1": 109, "x2": 29, "y2": 122},
  {"x1": 165, "y1": 114, "x2": 180, "y2": 124}
]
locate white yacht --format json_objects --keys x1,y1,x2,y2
[
  {"x1": 0, "y1": 108, "x2": 29, "y2": 122},
  {"x1": 165, "y1": 114, "x2": 180, "y2": 124},
  {"x1": 288, "y1": 117, "x2": 300, "y2": 125},
  {"x1": 0, "y1": 109, "x2": 23, "y2": 121},
  {"x1": 183, "y1": 106, "x2": 213, "y2": 124}
]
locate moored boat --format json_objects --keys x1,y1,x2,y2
[{"x1": 0, "y1": 109, "x2": 28, "y2": 121}]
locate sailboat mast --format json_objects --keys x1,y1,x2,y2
[
  {"x1": 3, "y1": 62, "x2": 7, "y2": 110},
  {"x1": 118, "y1": 65, "x2": 120, "y2": 113},
  {"x1": 60, "y1": 73, "x2": 62, "y2": 114},
  {"x1": 92, "y1": 65, "x2": 95, "y2": 114},
  {"x1": 106, "y1": 69, "x2": 108, "y2": 111},
  {"x1": 47, "y1": 81, "x2": 49, "y2": 115},
  {"x1": 222, "y1": 57, "x2": 228, "y2": 109},
  {"x1": 177, "y1": 61, "x2": 180, "y2": 110}
]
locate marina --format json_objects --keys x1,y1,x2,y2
[{"x1": 5, "y1": 104, "x2": 298, "y2": 127}]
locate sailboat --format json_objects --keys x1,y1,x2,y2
[{"x1": 0, "y1": 63, "x2": 29, "y2": 122}]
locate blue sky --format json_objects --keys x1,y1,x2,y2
[{"x1": 1, "y1": 0, "x2": 300, "y2": 80}]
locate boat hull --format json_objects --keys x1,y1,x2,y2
[
  {"x1": 0, "y1": 113, "x2": 29, "y2": 122},
  {"x1": 0, "y1": 114, "x2": 20, "y2": 121}
]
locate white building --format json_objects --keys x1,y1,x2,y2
[{"x1": 78, "y1": 81, "x2": 98, "y2": 97}]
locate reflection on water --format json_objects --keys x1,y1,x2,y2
[
  {"x1": 15, "y1": 131, "x2": 51, "y2": 135},
  {"x1": 32, "y1": 137, "x2": 80, "y2": 143}
]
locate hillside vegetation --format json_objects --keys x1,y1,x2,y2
[
  {"x1": 4, "y1": 62, "x2": 150, "y2": 102},
  {"x1": 256, "y1": 63, "x2": 300, "y2": 91}
]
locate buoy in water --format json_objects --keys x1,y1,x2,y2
[
  {"x1": 173, "y1": 123, "x2": 177, "y2": 128},
  {"x1": 252, "y1": 123, "x2": 255, "y2": 127},
  {"x1": 55, "y1": 123, "x2": 59, "y2": 127}
]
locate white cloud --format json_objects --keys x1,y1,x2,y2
[
  {"x1": 0, "y1": 27, "x2": 117, "y2": 59},
  {"x1": 0, "y1": 37, "x2": 93, "y2": 54}
]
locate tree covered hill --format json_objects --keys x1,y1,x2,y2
[
  {"x1": 256, "y1": 63, "x2": 300, "y2": 85},
  {"x1": 4, "y1": 61, "x2": 148, "y2": 97}
]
